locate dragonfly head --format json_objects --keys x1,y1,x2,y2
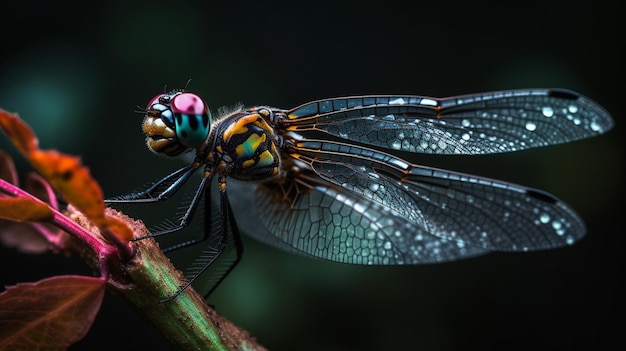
[{"x1": 142, "y1": 91, "x2": 212, "y2": 156}]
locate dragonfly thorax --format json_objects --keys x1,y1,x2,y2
[
  {"x1": 211, "y1": 108, "x2": 281, "y2": 181},
  {"x1": 142, "y1": 91, "x2": 212, "y2": 157}
]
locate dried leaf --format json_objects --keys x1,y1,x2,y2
[{"x1": 0, "y1": 275, "x2": 106, "y2": 351}]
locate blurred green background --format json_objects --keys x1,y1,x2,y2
[{"x1": 1, "y1": 1, "x2": 623, "y2": 350}]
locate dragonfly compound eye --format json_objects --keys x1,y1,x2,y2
[
  {"x1": 142, "y1": 91, "x2": 212, "y2": 156},
  {"x1": 170, "y1": 92, "x2": 212, "y2": 149},
  {"x1": 142, "y1": 92, "x2": 190, "y2": 156}
]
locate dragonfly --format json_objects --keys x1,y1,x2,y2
[{"x1": 105, "y1": 88, "x2": 613, "y2": 302}]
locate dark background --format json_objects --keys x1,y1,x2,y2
[{"x1": 1, "y1": 1, "x2": 623, "y2": 350}]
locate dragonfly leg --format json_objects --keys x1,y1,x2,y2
[
  {"x1": 160, "y1": 176, "x2": 243, "y2": 302},
  {"x1": 105, "y1": 164, "x2": 200, "y2": 203},
  {"x1": 137, "y1": 172, "x2": 211, "y2": 241}
]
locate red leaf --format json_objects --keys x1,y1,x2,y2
[
  {"x1": 0, "y1": 220, "x2": 52, "y2": 254},
  {"x1": 0, "y1": 150, "x2": 18, "y2": 185},
  {"x1": 0, "y1": 275, "x2": 106, "y2": 350},
  {"x1": 25, "y1": 172, "x2": 61, "y2": 211}
]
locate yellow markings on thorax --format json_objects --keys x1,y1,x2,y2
[
  {"x1": 220, "y1": 112, "x2": 280, "y2": 176},
  {"x1": 223, "y1": 113, "x2": 268, "y2": 141},
  {"x1": 257, "y1": 150, "x2": 275, "y2": 167},
  {"x1": 242, "y1": 159, "x2": 256, "y2": 169}
]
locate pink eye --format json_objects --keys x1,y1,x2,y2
[{"x1": 170, "y1": 93, "x2": 208, "y2": 115}]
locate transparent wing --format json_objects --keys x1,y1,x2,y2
[
  {"x1": 226, "y1": 138, "x2": 584, "y2": 264},
  {"x1": 228, "y1": 174, "x2": 490, "y2": 264},
  {"x1": 282, "y1": 89, "x2": 613, "y2": 154}
]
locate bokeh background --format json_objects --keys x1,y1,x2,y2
[{"x1": 1, "y1": 1, "x2": 623, "y2": 350}]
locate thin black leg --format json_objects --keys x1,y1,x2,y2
[
  {"x1": 105, "y1": 165, "x2": 199, "y2": 203},
  {"x1": 135, "y1": 172, "x2": 211, "y2": 241},
  {"x1": 160, "y1": 176, "x2": 243, "y2": 302}
]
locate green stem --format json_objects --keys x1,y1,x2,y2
[{"x1": 74, "y1": 207, "x2": 267, "y2": 351}]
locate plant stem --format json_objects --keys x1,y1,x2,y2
[{"x1": 72, "y1": 207, "x2": 267, "y2": 351}]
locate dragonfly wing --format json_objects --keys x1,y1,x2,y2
[
  {"x1": 227, "y1": 175, "x2": 490, "y2": 264},
  {"x1": 210, "y1": 89, "x2": 609, "y2": 266},
  {"x1": 278, "y1": 139, "x2": 585, "y2": 260},
  {"x1": 227, "y1": 137, "x2": 584, "y2": 264},
  {"x1": 283, "y1": 89, "x2": 613, "y2": 154}
]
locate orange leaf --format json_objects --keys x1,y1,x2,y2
[
  {"x1": 104, "y1": 216, "x2": 135, "y2": 242},
  {"x1": 0, "y1": 198, "x2": 54, "y2": 222},
  {"x1": 1, "y1": 109, "x2": 107, "y2": 228},
  {"x1": 0, "y1": 109, "x2": 38, "y2": 156},
  {"x1": 1, "y1": 108, "x2": 133, "y2": 245},
  {"x1": 0, "y1": 275, "x2": 106, "y2": 350},
  {"x1": 28, "y1": 150, "x2": 106, "y2": 228}
]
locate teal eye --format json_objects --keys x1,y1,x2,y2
[{"x1": 171, "y1": 92, "x2": 211, "y2": 148}]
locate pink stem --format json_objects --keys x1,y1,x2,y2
[{"x1": 0, "y1": 178, "x2": 115, "y2": 279}]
